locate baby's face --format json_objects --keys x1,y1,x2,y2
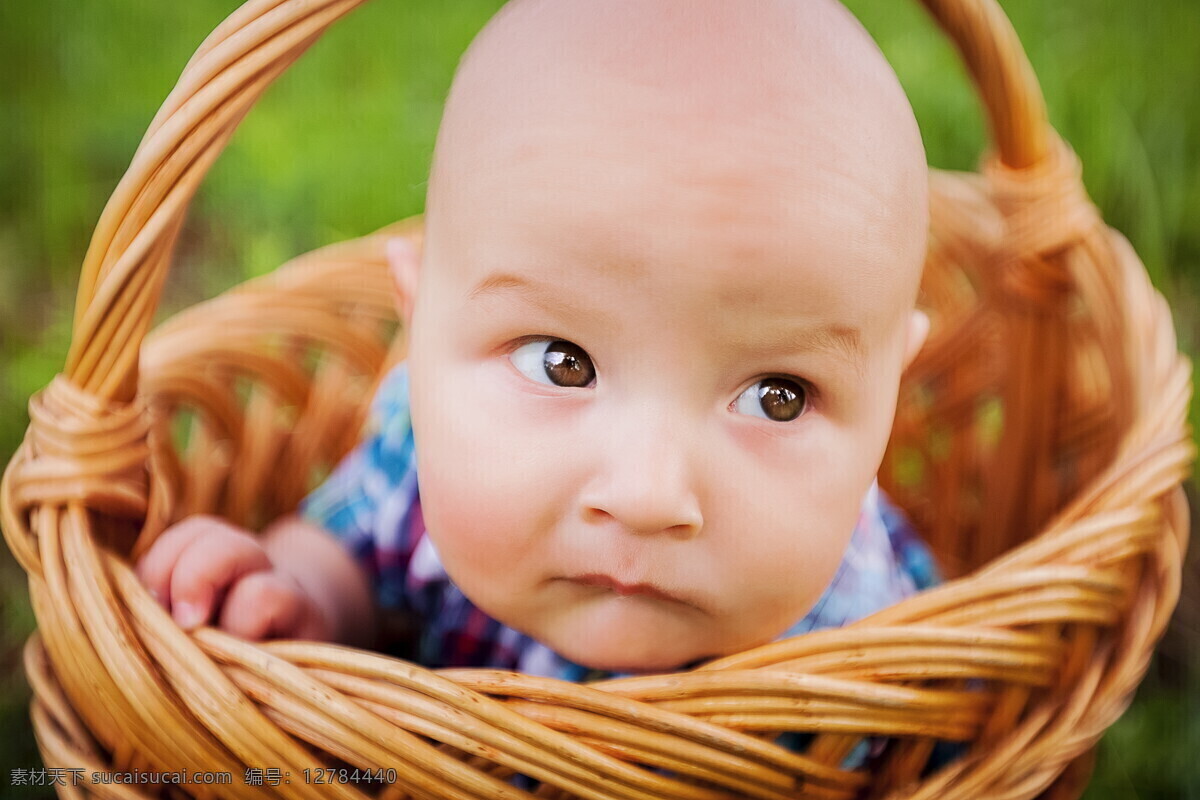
[{"x1": 401, "y1": 0, "x2": 929, "y2": 672}]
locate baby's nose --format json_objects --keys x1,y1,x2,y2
[{"x1": 579, "y1": 408, "x2": 704, "y2": 538}]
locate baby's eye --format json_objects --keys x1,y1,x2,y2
[
  {"x1": 510, "y1": 339, "x2": 596, "y2": 388},
  {"x1": 732, "y1": 377, "x2": 808, "y2": 422}
]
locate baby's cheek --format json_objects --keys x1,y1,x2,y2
[
  {"x1": 415, "y1": 410, "x2": 556, "y2": 592},
  {"x1": 421, "y1": 450, "x2": 511, "y2": 562},
  {"x1": 725, "y1": 496, "x2": 860, "y2": 638}
]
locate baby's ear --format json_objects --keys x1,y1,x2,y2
[
  {"x1": 902, "y1": 308, "x2": 930, "y2": 372},
  {"x1": 386, "y1": 237, "x2": 421, "y2": 324}
]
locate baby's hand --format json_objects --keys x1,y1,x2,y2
[{"x1": 134, "y1": 515, "x2": 332, "y2": 641}]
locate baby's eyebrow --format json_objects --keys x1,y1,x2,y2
[
  {"x1": 732, "y1": 323, "x2": 866, "y2": 379},
  {"x1": 468, "y1": 272, "x2": 535, "y2": 300},
  {"x1": 467, "y1": 271, "x2": 613, "y2": 327}
]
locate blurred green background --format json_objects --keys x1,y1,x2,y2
[{"x1": 1, "y1": 0, "x2": 1198, "y2": 797}]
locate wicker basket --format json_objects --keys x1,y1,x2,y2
[{"x1": 1, "y1": 0, "x2": 1194, "y2": 798}]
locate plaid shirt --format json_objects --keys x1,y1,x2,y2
[{"x1": 300, "y1": 363, "x2": 950, "y2": 770}]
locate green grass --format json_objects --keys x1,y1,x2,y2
[{"x1": 2, "y1": 0, "x2": 1199, "y2": 795}]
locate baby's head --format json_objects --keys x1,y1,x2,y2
[{"x1": 391, "y1": 0, "x2": 929, "y2": 672}]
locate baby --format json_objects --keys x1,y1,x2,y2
[{"x1": 136, "y1": 0, "x2": 937, "y2": 682}]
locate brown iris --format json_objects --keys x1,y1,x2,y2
[
  {"x1": 544, "y1": 340, "x2": 595, "y2": 387},
  {"x1": 758, "y1": 378, "x2": 806, "y2": 421}
]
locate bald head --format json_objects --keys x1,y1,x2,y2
[
  {"x1": 422, "y1": 0, "x2": 929, "y2": 312},
  {"x1": 442, "y1": 0, "x2": 917, "y2": 142},
  {"x1": 427, "y1": 0, "x2": 927, "y2": 274}
]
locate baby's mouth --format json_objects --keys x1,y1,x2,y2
[{"x1": 568, "y1": 573, "x2": 685, "y2": 604}]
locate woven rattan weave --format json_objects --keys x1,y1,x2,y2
[{"x1": 1, "y1": 0, "x2": 1194, "y2": 798}]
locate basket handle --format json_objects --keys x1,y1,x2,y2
[{"x1": 62, "y1": 0, "x2": 1051, "y2": 404}]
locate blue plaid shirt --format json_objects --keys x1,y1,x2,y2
[{"x1": 301, "y1": 363, "x2": 950, "y2": 771}]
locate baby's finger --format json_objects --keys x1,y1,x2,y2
[
  {"x1": 167, "y1": 527, "x2": 273, "y2": 630},
  {"x1": 134, "y1": 515, "x2": 236, "y2": 608},
  {"x1": 218, "y1": 572, "x2": 331, "y2": 642}
]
